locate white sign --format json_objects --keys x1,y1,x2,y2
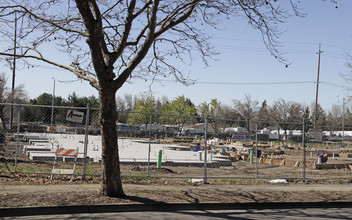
[{"x1": 66, "y1": 110, "x2": 84, "y2": 123}]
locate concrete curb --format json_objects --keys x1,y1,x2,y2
[{"x1": 1, "y1": 201, "x2": 352, "y2": 217}]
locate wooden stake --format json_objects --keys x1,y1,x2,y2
[{"x1": 280, "y1": 159, "x2": 285, "y2": 166}]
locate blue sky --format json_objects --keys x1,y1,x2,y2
[{"x1": 2, "y1": 1, "x2": 352, "y2": 111}]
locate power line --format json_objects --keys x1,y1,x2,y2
[
  {"x1": 213, "y1": 37, "x2": 352, "y2": 51},
  {"x1": 29, "y1": 63, "x2": 352, "y2": 89},
  {"x1": 322, "y1": 44, "x2": 352, "y2": 53},
  {"x1": 191, "y1": 80, "x2": 315, "y2": 85},
  {"x1": 156, "y1": 79, "x2": 352, "y2": 88},
  {"x1": 159, "y1": 79, "x2": 303, "y2": 85},
  {"x1": 213, "y1": 37, "x2": 352, "y2": 57},
  {"x1": 320, "y1": 81, "x2": 352, "y2": 89},
  {"x1": 213, "y1": 37, "x2": 319, "y2": 46}
]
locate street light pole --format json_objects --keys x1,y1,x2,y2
[{"x1": 50, "y1": 78, "x2": 55, "y2": 132}]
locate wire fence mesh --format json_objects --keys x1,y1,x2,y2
[{"x1": 0, "y1": 103, "x2": 352, "y2": 182}]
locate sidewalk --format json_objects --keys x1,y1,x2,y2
[
  {"x1": 2, "y1": 183, "x2": 352, "y2": 195},
  {"x1": 1, "y1": 183, "x2": 352, "y2": 217}
]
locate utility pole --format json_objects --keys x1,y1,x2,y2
[
  {"x1": 10, "y1": 13, "x2": 17, "y2": 129},
  {"x1": 313, "y1": 44, "x2": 322, "y2": 129}
]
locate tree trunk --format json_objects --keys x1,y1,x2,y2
[
  {"x1": 0, "y1": 106, "x2": 6, "y2": 130},
  {"x1": 99, "y1": 86, "x2": 125, "y2": 197},
  {"x1": 284, "y1": 129, "x2": 288, "y2": 141}
]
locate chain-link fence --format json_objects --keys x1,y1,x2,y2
[{"x1": 1, "y1": 103, "x2": 352, "y2": 182}]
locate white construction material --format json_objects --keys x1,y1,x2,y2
[{"x1": 269, "y1": 179, "x2": 288, "y2": 184}]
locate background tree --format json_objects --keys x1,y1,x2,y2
[
  {"x1": 116, "y1": 96, "x2": 127, "y2": 112},
  {"x1": 341, "y1": 54, "x2": 352, "y2": 103},
  {"x1": 125, "y1": 94, "x2": 136, "y2": 112},
  {"x1": 326, "y1": 104, "x2": 342, "y2": 134},
  {"x1": 257, "y1": 100, "x2": 270, "y2": 129},
  {"x1": 66, "y1": 92, "x2": 99, "y2": 108},
  {"x1": 21, "y1": 92, "x2": 99, "y2": 126},
  {"x1": 0, "y1": 1, "x2": 301, "y2": 197},
  {"x1": 159, "y1": 95, "x2": 197, "y2": 131},
  {"x1": 344, "y1": 106, "x2": 352, "y2": 130},
  {"x1": 270, "y1": 98, "x2": 303, "y2": 141},
  {"x1": 198, "y1": 102, "x2": 210, "y2": 119},
  {"x1": 287, "y1": 102, "x2": 304, "y2": 130},
  {"x1": 0, "y1": 72, "x2": 28, "y2": 129},
  {"x1": 116, "y1": 94, "x2": 136, "y2": 124},
  {"x1": 128, "y1": 95, "x2": 158, "y2": 127},
  {"x1": 21, "y1": 93, "x2": 64, "y2": 124},
  {"x1": 197, "y1": 99, "x2": 224, "y2": 136},
  {"x1": 302, "y1": 106, "x2": 313, "y2": 129},
  {"x1": 310, "y1": 103, "x2": 327, "y2": 129},
  {"x1": 233, "y1": 94, "x2": 259, "y2": 132},
  {"x1": 218, "y1": 104, "x2": 235, "y2": 130},
  {"x1": 324, "y1": 102, "x2": 352, "y2": 132}
]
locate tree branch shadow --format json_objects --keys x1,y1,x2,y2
[{"x1": 124, "y1": 195, "x2": 167, "y2": 204}]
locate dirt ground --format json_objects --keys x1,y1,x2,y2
[
  {"x1": 1, "y1": 171, "x2": 352, "y2": 208},
  {"x1": 3, "y1": 142, "x2": 352, "y2": 181},
  {"x1": 2, "y1": 139, "x2": 352, "y2": 208}
]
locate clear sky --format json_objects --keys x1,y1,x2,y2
[{"x1": 2, "y1": 1, "x2": 352, "y2": 112}]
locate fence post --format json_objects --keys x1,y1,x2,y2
[
  {"x1": 14, "y1": 105, "x2": 21, "y2": 173},
  {"x1": 50, "y1": 79, "x2": 55, "y2": 133},
  {"x1": 157, "y1": 150, "x2": 162, "y2": 169},
  {"x1": 255, "y1": 123, "x2": 258, "y2": 179},
  {"x1": 147, "y1": 114, "x2": 152, "y2": 177},
  {"x1": 301, "y1": 119, "x2": 306, "y2": 181},
  {"x1": 82, "y1": 104, "x2": 90, "y2": 180},
  {"x1": 203, "y1": 116, "x2": 208, "y2": 183}
]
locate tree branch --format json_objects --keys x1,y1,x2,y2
[
  {"x1": 0, "y1": 51, "x2": 99, "y2": 89},
  {"x1": 154, "y1": 1, "x2": 199, "y2": 38},
  {"x1": 110, "y1": 0, "x2": 137, "y2": 65},
  {"x1": 75, "y1": 0, "x2": 113, "y2": 81},
  {"x1": 0, "y1": 5, "x2": 87, "y2": 37},
  {"x1": 113, "y1": 0, "x2": 160, "y2": 91}
]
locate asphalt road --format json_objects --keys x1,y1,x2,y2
[
  {"x1": 2, "y1": 183, "x2": 352, "y2": 219},
  {"x1": 2, "y1": 207, "x2": 352, "y2": 220}
]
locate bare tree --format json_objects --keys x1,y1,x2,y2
[
  {"x1": 344, "y1": 105, "x2": 352, "y2": 129},
  {"x1": 0, "y1": 1, "x2": 300, "y2": 197},
  {"x1": 0, "y1": 72, "x2": 28, "y2": 130},
  {"x1": 341, "y1": 54, "x2": 352, "y2": 96},
  {"x1": 124, "y1": 94, "x2": 135, "y2": 111},
  {"x1": 270, "y1": 98, "x2": 303, "y2": 141},
  {"x1": 116, "y1": 96, "x2": 126, "y2": 112},
  {"x1": 326, "y1": 104, "x2": 342, "y2": 133},
  {"x1": 233, "y1": 94, "x2": 259, "y2": 131}
]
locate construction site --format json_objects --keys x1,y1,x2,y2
[
  {"x1": 1, "y1": 127, "x2": 352, "y2": 182},
  {"x1": 0, "y1": 102, "x2": 351, "y2": 182}
]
